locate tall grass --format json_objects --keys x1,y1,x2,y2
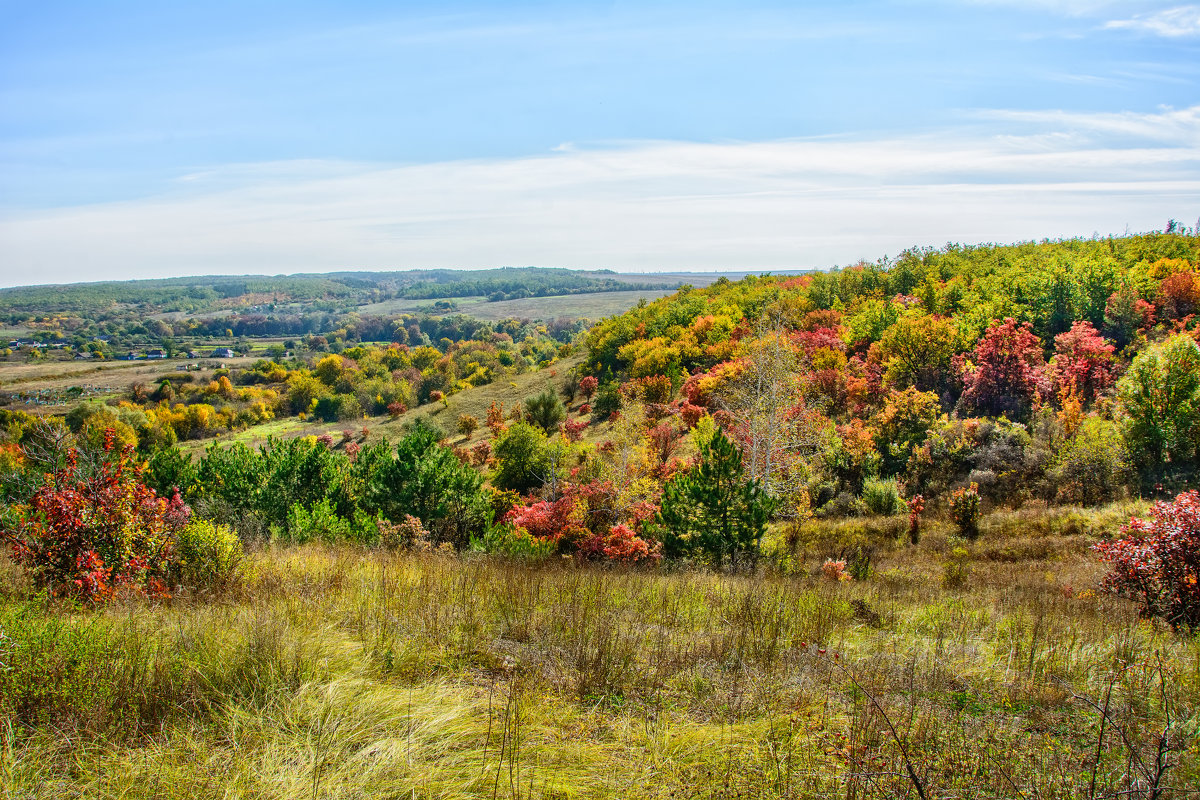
[{"x1": 1, "y1": 504, "x2": 1198, "y2": 798}]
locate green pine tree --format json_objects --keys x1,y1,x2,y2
[{"x1": 651, "y1": 427, "x2": 775, "y2": 569}]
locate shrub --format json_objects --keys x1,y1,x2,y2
[
  {"x1": 282, "y1": 499, "x2": 375, "y2": 545},
  {"x1": 457, "y1": 414, "x2": 479, "y2": 438},
  {"x1": 1095, "y1": 490, "x2": 1200, "y2": 631},
  {"x1": 577, "y1": 523, "x2": 657, "y2": 563},
  {"x1": 491, "y1": 422, "x2": 553, "y2": 495},
  {"x1": 1046, "y1": 417, "x2": 1130, "y2": 506},
  {"x1": 469, "y1": 524, "x2": 554, "y2": 559},
  {"x1": 172, "y1": 519, "x2": 243, "y2": 591},
  {"x1": 821, "y1": 558, "x2": 850, "y2": 582},
  {"x1": 948, "y1": 482, "x2": 982, "y2": 539},
  {"x1": 562, "y1": 418, "x2": 588, "y2": 442},
  {"x1": 861, "y1": 477, "x2": 907, "y2": 516},
  {"x1": 377, "y1": 514, "x2": 430, "y2": 551},
  {"x1": 907, "y1": 494, "x2": 924, "y2": 545},
  {"x1": 591, "y1": 382, "x2": 622, "y2": 420},
  {"x1": 1, "y1": 431, "x2": 190, "y2": 603},
  {"x1": 579, "y1": 375, "x2": 599, "y2": 401}
]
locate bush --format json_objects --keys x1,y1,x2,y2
[
  {"x1": 457, "y1": 414, "x2": 479, "y2": 438},
  {"x1": 1046, "y1": 417, "x2": 1130, "y2": 506},
  {"x1": 1095, "y1": 490, "x2": 1200, "y2": 631},
  {"x1": 491, "y1": 422, "x2": 552, "y2": 495},
  {"x1": 376, "y1": 514, "x2": 430, "y2": 551},
  {"x1": 281, "y1": 499, "x2": 376, "y2": 545},
  {"x1": 173, "y1": 519, "x2": 243, "y2": 591},
  {"x1": 1, "y1": 431, "x2": 190, "y2": 603},
  {"x1": 861, "y1": 477, "x2": 907, "y2": 516},
  {"x1": 469, "y1": 524, "x2": 554, "y2": 560},
  {"x1": 948, "y1": 482, "x2": 982, "y2": 540}
]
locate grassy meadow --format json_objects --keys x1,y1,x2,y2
[{"x1": 3, "y1": 505, "x2": 1197, "y2": 799}]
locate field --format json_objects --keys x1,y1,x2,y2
[
  {"x1": 359, "y1": 289, "x2": 679, "y2": 322},
  {"x1": 0, "y1": 355, "x2": 263, "y2": 412},
  {"x1": 3, "y1": 506, "x2": 1197, "y2": 799}
]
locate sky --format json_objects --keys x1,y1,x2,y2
[{"x1": 0, "y1": 0, "x2": 1198, "y2": 287}]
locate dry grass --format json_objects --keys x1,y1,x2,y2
[{"x1": 2, "y1": 504, "x2": 1198, "y2": 798}]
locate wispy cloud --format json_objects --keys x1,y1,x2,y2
[
  {"x1": 977, "y1": 104, "x2": 1200, "y2": 142},
  {"x1": 1105, "y1": 4, "x2": 1200, "y2": 35},
  {"x1": 1, "y1": 108, "x2": 1198, "y2": 285}
]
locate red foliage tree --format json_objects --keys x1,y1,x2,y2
[
  {"x1": 579, "y1": 375, "x2": 599, "y2": 401},
  {"x1": 2, "y1": 431, "x2": 190, "y2": 603},
  {"x1": 1095, "y1": 490, "x2": 1200, "y2": 631},
  {"x1": 1048, "y1": 321, "x2": 1116, "y2": 402},
  {"x1": 486, "y1": 401, "x2": 506, "y2": 436},
  {"x1": 960, "y1": 318, "x2": 1047, "y2": 418},
  {"x1": 1156, "y1": 271, "x2": 1199, "y2": 322},
  {"x1": 646, "y1": 421, "x2": 681, "y2": 463}
]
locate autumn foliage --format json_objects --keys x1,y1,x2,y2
[
  {"x1": 2, "y1": 430, "x2": 190, "y2": 603},
  {"x1": 1096, "y1": 490, "x2": 1200, "y2": 631}
]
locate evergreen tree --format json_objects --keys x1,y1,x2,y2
[
  {"x1": 651, "y1": 427, "x2": 775, "y2": 569},
  {"x1": 361, "y1": 420, "x2": 492, "y2": 547},
  {"x1": 524, "y1": 388, "x2": 566, "y2": 432}
]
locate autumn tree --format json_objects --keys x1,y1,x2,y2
[
  {"x1": 960, "y1": 318, "x2": 1046, "y2": 419},
  {"x1": 715, "y1": 329, "x2": 819, "y2": 518},
  {"x1": 1048, "y1": 321, "x2": 1116, "y2": 403},
  {"x1": 878, "y1": 313, "x2": 960, "y2": 394},
  {"x1": 872, "y1": 387, "x2": 940, "y2": 475}
]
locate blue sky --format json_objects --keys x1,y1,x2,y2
[{"x1": 1, "y1": 0, "x2": 1199, "y2": 285}]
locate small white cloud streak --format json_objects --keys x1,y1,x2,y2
[
  {"x1": 1105, "y1": 4, "x2": 1200, "y2": 36},
  {"x1": 1, "y1": 107, "x2": 1199, "y2": 285}
]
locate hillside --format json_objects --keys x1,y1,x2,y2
[{"x1": 1, "y1": 232, "x2": 1199, "y2": 798}]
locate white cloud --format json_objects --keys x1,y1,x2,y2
[
  {"x1": 1105, "y1": 4, "x2": 1200, "y2": 35},
  {"x1": 1, "y1": 108, "x2": 1199, "y2": 285}
]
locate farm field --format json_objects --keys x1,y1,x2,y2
[
  {"x1": 3, "y1": 506, "x2": 1196, "y2": 799},
  {"x1": 359, "y1": 288, "x2": 679, "y2": 321},
  {"x1": 0, "y1": 356, "x2": 262, "y2": 411}
]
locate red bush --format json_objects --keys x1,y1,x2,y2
[
  {"x1": 579, "y1": 375, "x2": 599, "y2": 401},
  {"x1": 579, "y1": 523, "x2": 657, "y2": 563},
  {"x1": 1095, "y1": 490, "x2": 1200, "y2": 631},
  {"x1": 562, "y1": 418, "x2": 588, "y2": 442},
  {"x1": 2, "y1": 431, "x2": 190, "y2": 603}
]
